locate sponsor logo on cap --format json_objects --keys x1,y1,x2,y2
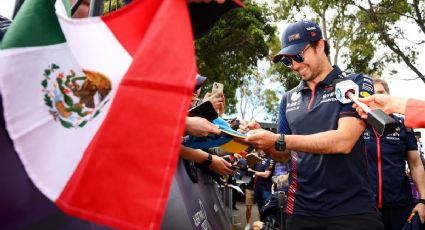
[
  {"x1": 306, "y1": 26, "x2": 316, "y2": 31},
  {"x1": 288, "y1": 33, "x2": 301, "y2": 42}
]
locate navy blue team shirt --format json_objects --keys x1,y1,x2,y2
[
  {"x1": 277, "y1": 66, "x2": 376, "y2": 217},
  {"x1": 253, "y1": 157, "x2": 275, "y2": 191},
  {"x1": 364, "y1": 116, "x2": 418, "y2": 208}
]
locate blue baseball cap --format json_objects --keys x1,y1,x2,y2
[{"x1": 272, "y1": 20, "x2": 322, "y2": 63}]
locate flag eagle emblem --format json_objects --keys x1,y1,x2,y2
[{"x1": 41, "y1": 64, "x2": 112, "y2": 128}]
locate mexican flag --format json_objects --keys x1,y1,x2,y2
[{"x1": 0, "y1": 0, "x2": 196, "y2": 229}]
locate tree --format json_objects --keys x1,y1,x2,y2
[
  {"x1": 272, "y1": 0, "x2": 380, "y2": 75},
  {"x1": 103, "y1": 1, "x2": 294, "y2": 119},
  {"x1": 273, "y1": 0, "x2": 425, "y2": 83},
  {"x1": 103, "y1": 0, "x2": 125, "y2": 14},
  {"x1": 195, "y1": 2, "x2": 282, "y2": 114},
  {"x1": 237, "y1": 72, "x2": 280, "y2": 122},
  {"x1": 350, "y1": 0, "x2": 425, "y2": 82}
]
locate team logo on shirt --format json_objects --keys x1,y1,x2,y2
[
  {"x1": 385, "y1": 127, "x2": 401, "y2": 140},
  {"x1": 287, "y1": 92, "x2": 302, "y2": 112},
  {"x1": 360, "y1": 91, "x2": 371, "y2": 98},
  {"x1": 320, "y1": 91, "x2": 337, "y2": 104},
  {"x1": 361, "y1": 76, "x2": 374, "y2": 94},
  {"x1": 291, "y1": 92, "x2": 301, "y2": 101},
  {"x1": 363, "y1": 132, "x2": 371, "y2": 139}
]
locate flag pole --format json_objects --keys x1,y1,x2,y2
[{"x1": 89, "y1": 0, "x2": 104, "y2": 16}]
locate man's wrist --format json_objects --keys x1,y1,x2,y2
[
  {"x1": 393, "y1": 97, "x2": 408, "y2": 114},
  {"x1": 266, "y1": 134, "x2": 279, "y2": 151},
  {"x1": 418, "y1": 199, "x2": 425, "y2": 205},
  {"x1": 274, "y1": 134, "x2": 286, "y2": 152},
  {"x1": 202, "y1": 153, "x2": 213, "y2": 167}
]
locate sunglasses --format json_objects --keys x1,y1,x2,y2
[{"x1": 280, "y1": 45, "x2": 311, "y2": 67}]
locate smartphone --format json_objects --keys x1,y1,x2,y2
[{"x1": 212, "y1": 82, "x2": 224, "y2": 98}]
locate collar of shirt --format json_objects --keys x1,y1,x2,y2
[{"x1": 295, "y1": 65, "x2": 343, "y2": 93}]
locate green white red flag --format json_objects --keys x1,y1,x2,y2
[{"x1": 0, "y1": 0, "x2": 196, "y2": 229}]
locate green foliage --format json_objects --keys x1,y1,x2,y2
[
  {"x1": 343, "y1": 30, "x2": 380, "y2": 75},
  {"x1": 195, "y1": 2, "x2": 279, "y2": 114},
  {"x1": 103, "y1": 0, "x2": 125, "y2": 14},
  {"x1": 273, "y1": 0, "x2": 425, "y2": 82},
  {"x1": 268, "y1": 61, "x2": 300, "y2": 91},
  {"x1": 237, "y1": 73, "x2": 280, "y2": 121},
  {"x1": 351, "y1": 0, "x2": 424, "y2": 81},
  {"x1": 262, "y1": 88, "x2": 280, "y2": 122},
  {"x1": 101, "y1": 1, "x2": 300, "y2": 120}
]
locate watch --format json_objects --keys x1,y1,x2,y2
[
  {"x1": 202, "y1": 153, "x2": 213, "y2": 167},
  {"x1": 419, "y1": 199, "x2": 425, "y2": 205},
  {"x1": 274, "y1": 134, "x2": 286, "y2": 152}
]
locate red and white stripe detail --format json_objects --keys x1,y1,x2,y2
[
  {"x1": 372, "y1": 129, "x2": 383, "y2": 208},
  {"x1": 286, "y1": 152, "x2": 299, "y2": 214}
]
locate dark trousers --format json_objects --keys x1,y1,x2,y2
[
  {"x1": 380, "y1": 204, "x2": 413, "y2": 230},
  {"x1": 254, "y1": 188, "x2": 271, "y2": 222},
  {"x1": 285, "y1": 213, "x2": 384, "y2": 230}
]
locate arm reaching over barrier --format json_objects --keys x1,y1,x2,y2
[
  {"x1": 354, "y1": 94, "x2": 425, "y2": 128},
  {"x1": 335, "y1": 79, "x2": 398, "y2": 135},
  {"x1": 354, "y1": 94, "x2": 407, "y2": 118}
]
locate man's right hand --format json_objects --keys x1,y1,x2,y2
[
  {"x1": 186, "y1": 117, "x2": 221, "y2": 137},
  {"x1": 243, "y1": 129, "x2": 278, "y2": 150}
]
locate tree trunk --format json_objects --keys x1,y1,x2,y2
[{"x1": 357, "y1": 1, "x2": 425, "y2": 83}]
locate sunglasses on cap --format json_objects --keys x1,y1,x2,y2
[{"x1": 280, "y1": 45, "x2": 311, "y2": 67}]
